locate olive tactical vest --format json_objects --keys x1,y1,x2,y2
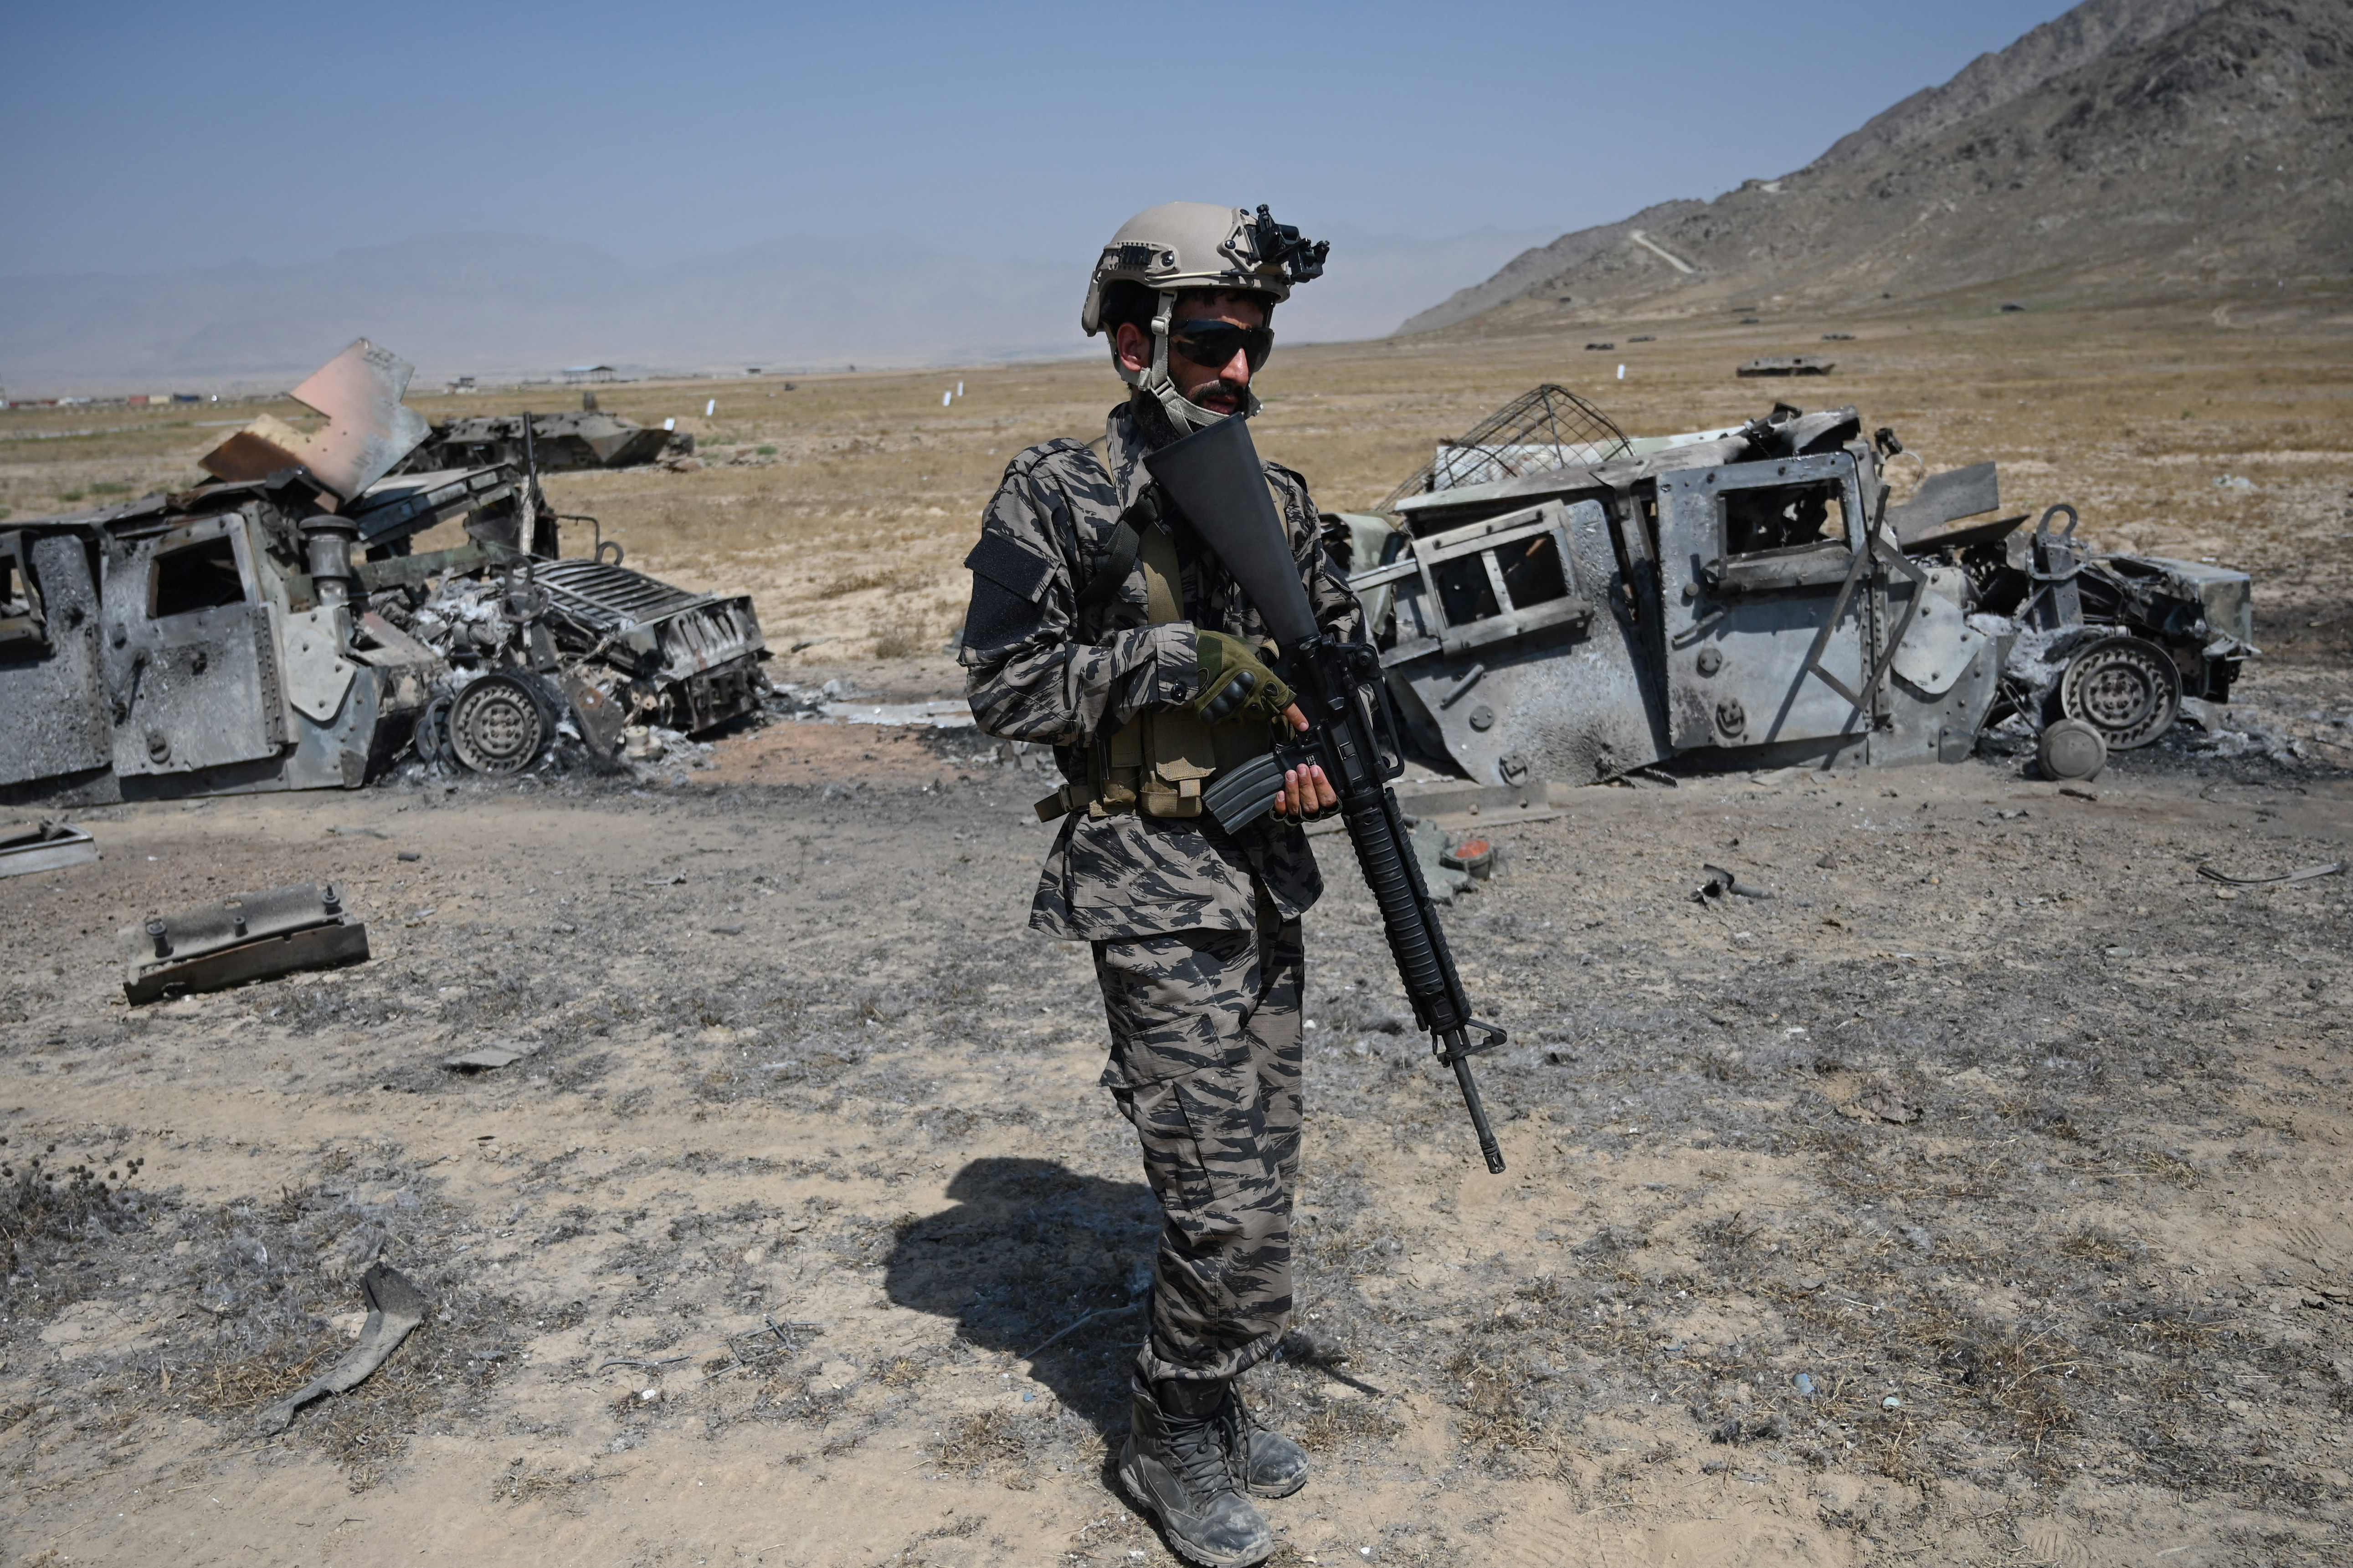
[{"x1": 1036, "y1": 455, "x2": 1281, "y2": 824}]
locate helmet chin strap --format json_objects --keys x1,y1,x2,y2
[{"x1": 1115, "y1": 289, "x2": 1260, "y2": 432}]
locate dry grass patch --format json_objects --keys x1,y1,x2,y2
[
  {"x1": 932, "y1": 1407, "x2": 1040, "y2": 1488},
  {"x1": 1294, "y1": 1395, "x2": 1404, "y2": 1453}
]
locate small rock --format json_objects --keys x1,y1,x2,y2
[{"x1": 1792, "y1": 1373, "x2": 1816, "y2": 1398}]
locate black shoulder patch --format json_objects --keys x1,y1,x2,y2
[
  {"x1": 964, "y1": 532, "x2": 1054, "y2": 604},
  {"x1": 961, "y1": 575, "x2": 1036, "y2": 657}
]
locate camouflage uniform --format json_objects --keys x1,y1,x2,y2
[{"x1": 960, "y1": 395, "x2": 1361, "y2": 1388}]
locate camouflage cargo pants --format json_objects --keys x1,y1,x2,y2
[{"x1": 1094, "y1": 899, "x2": 1304, "y2": 1388}]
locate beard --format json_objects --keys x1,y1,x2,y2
[{"x1": 1181, "y1": 373, "x2": 1248, "y2": 415}]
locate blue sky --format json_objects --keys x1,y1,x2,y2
[{"x1": 4, "y1": 0, "x2": 2082, "y2": 277}]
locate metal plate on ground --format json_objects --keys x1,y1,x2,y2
[
  {"x1": 0, "y1": 820, "x2": 98, "y2": 878},
  {"x1": 123, "y1": 882, "x2": 369, "y2": 1003}
]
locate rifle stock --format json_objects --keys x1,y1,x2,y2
[{"x1": 1146, "y1": 415, "x2": 1508, "y2": 1174}]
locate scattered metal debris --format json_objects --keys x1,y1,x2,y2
[
  {"x1": 0, "y1": 339, "x2": 771, "y2": 805},
  {"x1": 0, "y1": 819, "x2": 97, "y2": 878},
  {"x1": 1695, "y1": 865, "x2": 1772, "y2": 902},
  {"x1": 123, "y1": 882, "x2": 367, "y2": 1004},
  {"x1": 814, "y1": 697, "x2": 974, "y2": 728},
  {"x1": 1442, "y1": 836, "x2": 1495, "y2": 879},
  {"x1": 2195, "y1": 861, "x2": 2346, "y2": 888},
  {"x1": 256, "y1": 1261, "x2": 427, "y2": 1434}
]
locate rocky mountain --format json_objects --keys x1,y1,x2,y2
[
  {"x1": 1812, "y1": 0, "x2": 2227, "y2": 170},
  {"x1": 1401, "y1": 0, "x2": 2350, "y2": 335}
]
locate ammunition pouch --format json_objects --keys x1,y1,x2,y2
[
  {"x1": 1037, "y1": 471, "x2": 1281, "y2": 824},
  {"x1": 1034, "y1": 712, "x2": 1278, "y2": 823}
]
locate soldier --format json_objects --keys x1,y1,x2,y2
[{"x1": 958, "y1": 202, "x2": 1354, "y2": 1568}]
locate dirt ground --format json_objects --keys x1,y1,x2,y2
[{"x1": 5, "y1": 294, "x2": 2353, "y2": 1566}]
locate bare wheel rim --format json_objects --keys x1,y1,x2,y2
[
  {"x1": 2060, "y1": 636, "x2": 2180, "y2": 750},
  {"x1": 448, "y1": 676, "x2": 549, "y2": 774}
]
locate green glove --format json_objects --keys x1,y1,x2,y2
[{"x1": 1188, "y1": 630, "x2": 1294, "y2": 724}]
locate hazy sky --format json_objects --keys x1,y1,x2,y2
[{"x1": 5, "y1": 0, "x2": 2081, "y2": 278}]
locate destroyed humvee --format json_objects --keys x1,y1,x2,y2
[
  {"x1": 1328, "y1": 388, "x2": 2252, "y2": 788},
  {"x1": 392, "y1": 406, "x2": 693, "y2": 476},
  {"x1": 0, "y1": 341, "x2": 766, "y2": 807}
]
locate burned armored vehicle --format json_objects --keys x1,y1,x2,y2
[
  {"x1": 1330, "y1": 387, "x2": 2252, "y2": 788},
  {"x1": 393, "y1": 406, "x2": 692, "y2": 476},
  {"x1": 1, "y1": 341, "x2": 767, "y2": 806}
]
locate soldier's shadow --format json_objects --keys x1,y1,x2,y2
[{"x1": 884, "y1": 1155, "x2": 1159, "y2": 1437}]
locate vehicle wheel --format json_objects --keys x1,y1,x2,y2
[
  {"x1": 448, "y1": 673, "x2": 551, "y2": 774},
  {"x1": 2059, "y1": 635, "x2": 2181, "y2": 750}
]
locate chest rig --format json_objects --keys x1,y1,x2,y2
[{"x1": 1034, "y1": 454, "x2": 1283, "y2": 824}]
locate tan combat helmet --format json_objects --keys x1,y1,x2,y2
[{"x1": 1082, "y1": 202, "x2": 1327, "y2": 432}]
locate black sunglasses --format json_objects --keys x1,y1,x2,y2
[{"x1": 1167, "y1": 320, "x2": 1274, "y2": 373}]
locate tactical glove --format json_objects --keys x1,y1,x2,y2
[{"x1": 1187, "y1": 630, "x2": 1294, "y2": 725}]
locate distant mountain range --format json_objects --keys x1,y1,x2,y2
[
  {"x1": 0, "y1": 223, "x2": 1551, "y2": 395},
  {"x1": 1402, "y1": 0, "x2": 2351, "y2": 335},
  {"x1": 16, "y1": 0, "x2": 2342, "y2": 392}
]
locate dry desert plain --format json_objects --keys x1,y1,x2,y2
[{"x1": 5, "y1": 289, "x2": 2353, "y2": 1566}]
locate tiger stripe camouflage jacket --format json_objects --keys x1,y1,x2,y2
[{"x1": 958, "y1": 396, "x2": 1364, "y2": 940}]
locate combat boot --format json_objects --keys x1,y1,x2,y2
[
  {"x1": 1119, "y1": 1377, "x2": 1273, "y2": 1568},
  {"x1": 1231, "y1": 1388, "x2": 1309, "y2": 1498}
]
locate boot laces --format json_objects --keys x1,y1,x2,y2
[{"x1": 1165, "y1": 1397, "x2": 1245, "y2": 1498}]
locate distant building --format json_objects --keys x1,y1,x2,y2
[{"x1": 561, "y1": 364, "x2": 617, "y2": 384}]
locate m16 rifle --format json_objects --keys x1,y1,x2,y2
[{"x1": 1144, "y1": 414, "x2": 1509, "y2": 1175}]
